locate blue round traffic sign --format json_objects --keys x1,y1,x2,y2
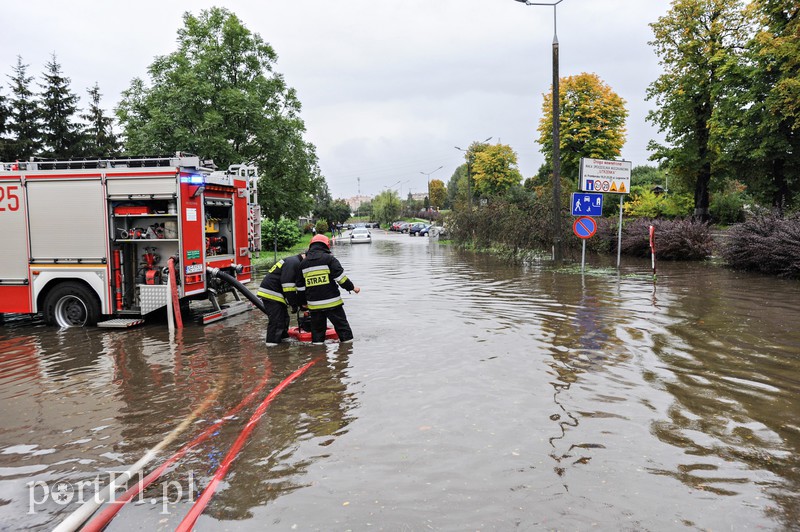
[{"x1": 573, "y1": 216, "x2": 597, "y2": 239}]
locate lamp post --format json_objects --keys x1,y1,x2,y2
[
  {"x1": 420, "y1": 166, "x2": 443, "y2": 220},
  {"x1": 455, "y1": 136, "x2": 492, "y2": 208},
  {"x1": 514, "y1": 0, "x2": 564, "y2": 262}
]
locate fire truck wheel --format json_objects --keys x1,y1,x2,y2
[{"x1": 43, "y1": 282, "x2": 101, "y2": 328}]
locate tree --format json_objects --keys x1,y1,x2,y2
[
  {"x1": 646, "y1": 0, "x2": 747, "y2": 220},
  {"x1": 357, "y1": 199, "x2": 373, "y2": 219},
  {"x1": 538, "y1": 72, "x2": 628, "y2": 184},
  {"x1": 454, "y1": 140, "x2": 493, "y2": 207},
  {"x1": 471, "y1": 144, "x2": 523, "y2": 197},
  {"x1": 7, "y1": 56, "x2": 41, "y2": 160},
  {"x1": 372, "y1": 189, "x2": 401, "y2": 225},
  {"x1": 631, "y1": 165, "x2": 669, "y2": 189},
  {"x1": 726, "y1": 0, "x2": 800, "y2": 211},
  {"x1": 117, "y1": 7, "x2": 321, "y2": 221},
  {"x1": 38, "y1": 54, "x2": 83, "y2": 159},
  {"x1": 329, "y1": 199, "x2": 352, "y2": 226},
  {"x1": 81, "y1": 83, "x2": 119, "y2": 157},
  {"x1": 446, "y1": 165, "x2": 467, "y2": 208},
  {"x1": 429, "y1": 179, "x2": 446, "y2": 209},
  {"x1": 0, "y1": 86, "x2": 12, "y2": 160}
]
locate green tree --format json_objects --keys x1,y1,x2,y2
[
  {"x1": 429, "y1": 178, "x2": 447, "y2": 209},
  {"x1": 7, "y1": 56, "x2": 40, "y2": 160},
  {"x1": 727, "y1": 0, "x2": 800, "y2": 211},
  {"x1": 455, "y1": 140, "x2": 493, "y2": 206},
  {"x1": 472, "y1": 143, "x2": 523, "y2": 197},
  {"x1": 116, "y1": 7, "x2": 321, "y2": 221},
  {"x1": 357, "y1": 198, "x2": 373, "y2": 219},
  {"x1": 38, "y1": 54, "x2": 83, "y2": 159},
  {"x1": 330, "y1": 199, "x2": 352, "y2": 226},
  {"x1": 447, "y1": 164, "x2": 467, "y2": 208},
  {"x1": 261, "y1": 217, "x2": 302, "y2": 251},
  {"x1": 631, "y1": 165, "x2": 669, "y2": 189},
  {"x1": 646, "y1": 0, "x2": 747, "y2": 220},
  {"x1": 372, "y1": 189, "x2": 401, "y2": 225},
  {"x1": 0, "y1": 86, "x2": 12, "y2": 160},
  {"x1": 538, "y1": 72, "x2": 628, "y2": 183},
  {"x1": 81, "y1": 83, "x2": 119, "y2": 157}
]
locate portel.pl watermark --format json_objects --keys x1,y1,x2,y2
[{"x1": 27, "y1": 471, "x2": 196, "y2": 514}]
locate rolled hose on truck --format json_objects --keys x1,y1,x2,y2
[{"x1": 206, "y1": 267, "x2": 268, "y2": 315}]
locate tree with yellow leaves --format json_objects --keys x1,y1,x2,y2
[
  {"x1": 472, "y1": 144, "x2": 523, "y2": 197},
  {"x1": 538, "y1": 72, "x2": 628, "y2": 185}
]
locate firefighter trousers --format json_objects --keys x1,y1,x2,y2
[
  {"x1": 310, "y1": 305, "x2": 353, "y2": 343},
  {"x1": 262, "y1": 298, "x2": 289, "y2": 344}
]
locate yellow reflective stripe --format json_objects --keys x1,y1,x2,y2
[
  {"x1": 307, "y1": 297, "x2": 343, "y2": 310},
  {"x1": 268, "y1": 260, "x2": 284, "y2": 274},
  {"x1": 336, "y1": 275, "x2": 349, "y2": 285},
  {"x1": 283, "y1": 286, "x2": 298, "y2": 292},
  {"x1": 256, "y1": 289, "x2": 287, "y2": 304},
  {"x1": 302, "y1": 265, "x2": 329, "y2": 274}
]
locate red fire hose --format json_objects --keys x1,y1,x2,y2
[
  {"x1": 81, "y1": 363, "x2": 274, "y2": 532},
  {"x1": 167, "y1": 257, "x2": 183, "y2": 328},
  {"x1": 176, "y1": 357, "x2": 322, "y2": 531}
]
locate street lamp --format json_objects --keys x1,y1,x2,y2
[
  {"x1": 455, "y1": 136, "x2": 492, "y2": 207},
  {"x1": 420, "y1": 165, "x2": 443, "y2": 220},
  {"x1": 514, "y1": 0, "x2": 565, "y2": 262}
]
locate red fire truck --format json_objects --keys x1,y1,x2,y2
[{"x1": 0, "y1": 154, "x2": 261, "y2": 327}]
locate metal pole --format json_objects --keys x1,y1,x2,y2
[
  {"x1": 616, "y1": 195, "x2": 623, "y2": 268},
  {"x1": 581, "y1": 239, "x2": 586, "y2": 272},
  {"x1": 551, "y1": 5, "x2": 562, "y2": 263},
  {"x1": 514, "y1": 0, "x2": 565, "y2": 262}
]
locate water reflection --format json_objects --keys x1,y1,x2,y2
[
  {"x1": 646, "y1": 267, "x2": 800, "y2": 530},
  {"x1": 2, "y1": 234, "x2": 800, "y2": 529}
]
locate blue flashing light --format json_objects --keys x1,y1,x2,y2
[{"x1": 181, "y1": 172, "x2": 205, "y2": 185}]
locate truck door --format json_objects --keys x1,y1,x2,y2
[{"x1": 0, "y1": 176, "x2": 31, "y2": 312}]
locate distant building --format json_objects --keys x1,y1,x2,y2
[
  {"x1": 345, "y1": 195, "x2": 372, "y2": 212},
  {"x1": 409, "y1": 192, "x2": 427, "y2": 202}
]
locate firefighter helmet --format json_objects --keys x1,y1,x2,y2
[{"x1": 310, "y1": 234, "x2": 330, "y2": 248}]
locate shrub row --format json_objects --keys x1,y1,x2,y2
[{"x1": 721, "y1": 211, "x2": 800, "y2": 278}]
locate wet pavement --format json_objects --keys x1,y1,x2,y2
[{"x1": 1, "y1": 230, "x2": 799, "y2": 530}]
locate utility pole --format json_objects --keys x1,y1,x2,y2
[{"x1": 514, "y1": 0, "x2": 565, "y2": 262}]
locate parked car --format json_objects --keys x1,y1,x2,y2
[
  {"x1": 408, "y1": 223, "x2": 428, "y2": 236},
  {"x1": 419, "y1": 224, "x2": 434, "y2": 236},
  {"x1": 424, "y1": 224, "x2": 446, "y2": 237},
  {"x1": 349, "y1": 227, "x2": 372, "y2": 244}
]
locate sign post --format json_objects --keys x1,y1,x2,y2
[
  {"x1": 573, "y1": 216, "x2": 597, "y2": 272},
  {"x1": 580, "y1": 158, "x2": 631, "y2": 268}
]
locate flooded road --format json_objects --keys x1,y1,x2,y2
[{"x1": 1, "y1": 230, "x2": 799, "y2": 530}]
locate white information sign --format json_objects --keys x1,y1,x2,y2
[{"x1": 580, "y1": 158, "x2": 632, "y2": 194}]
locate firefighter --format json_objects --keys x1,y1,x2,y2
[
  {"x1": 257, "y1": 253, "x2": 305, "y2": 346},
  {"x1": 297, "y1": 234, "x2": 360, "y2": 344}
]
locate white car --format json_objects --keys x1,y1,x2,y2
[{"x1": 349, "y1": 227, "x2": 372, "y2": 244}]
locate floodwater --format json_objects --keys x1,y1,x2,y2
[{"x1": 1, "y1": 231, "x2": 799, "y2": 531}]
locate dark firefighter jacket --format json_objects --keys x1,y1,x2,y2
[
  {"x1": 257, "y1": 253, "x2": 303, "y2": 308},
  {"x1": 296, "y1": 242, "x2": 355, "y2": 310}
]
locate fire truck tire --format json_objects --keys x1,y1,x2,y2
[{"x1": 43, "y1": 282, "x2": 101, "y2": 328}]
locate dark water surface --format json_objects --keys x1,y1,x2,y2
[{"x1": 1, "y1": 231, "x2": 799, "y2": 530}]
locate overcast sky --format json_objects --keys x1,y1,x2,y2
[{"x1": 1, "y1": 0, "x2": 671, "y2": 199}]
